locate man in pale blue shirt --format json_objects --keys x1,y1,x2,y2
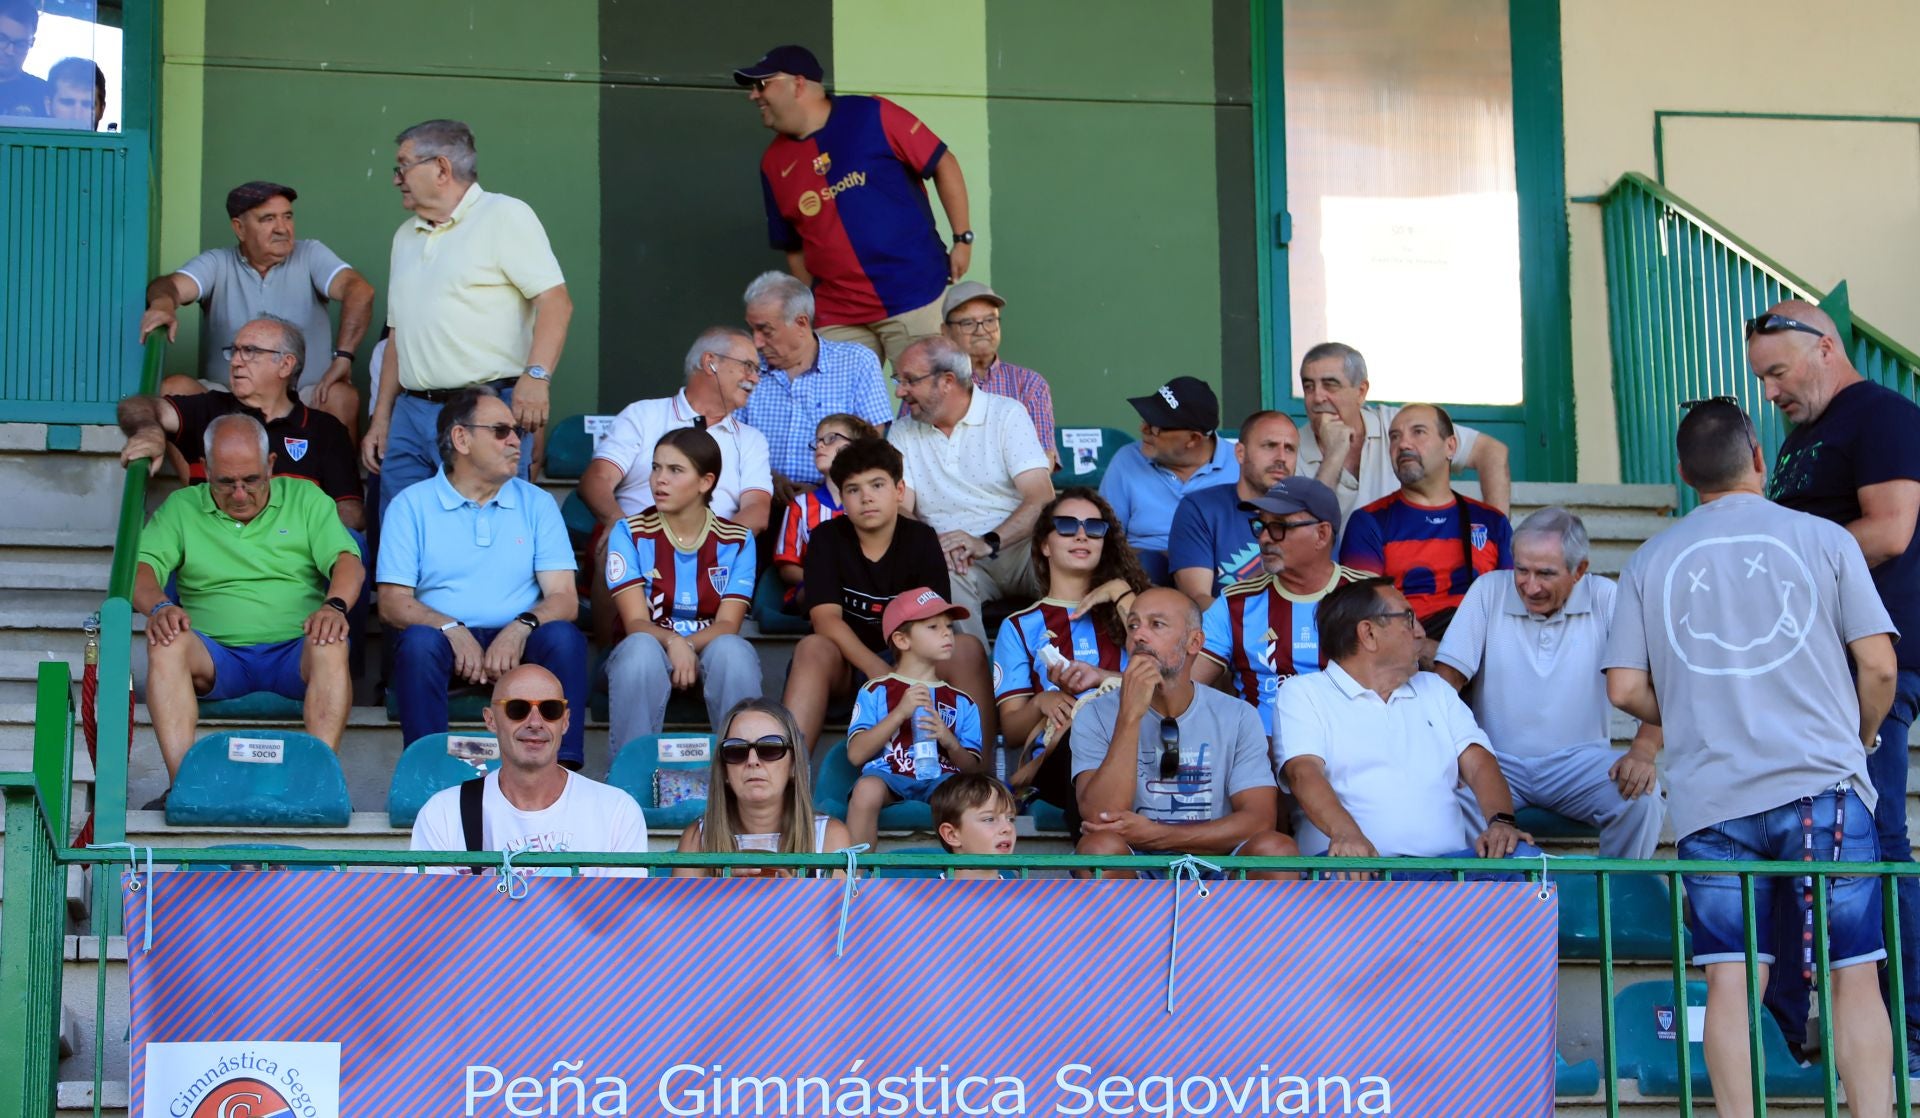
[
  {"x1": 738, "y1": 270, "x2": 893, "y2": 486},
  {"x1": 1100, "y1": 376, "x2": 1237, "y2": 583},
  {"x1": 377, "y1": 387, "x2": 588, "y2": 765}
]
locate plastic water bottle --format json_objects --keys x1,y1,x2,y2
[{"x1": 912, "y1": 706, "x2": 942, "y2": 780}]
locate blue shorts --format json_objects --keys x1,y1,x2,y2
[
  {"x1": 859, "y1": 760, "x2": 951, "y2": 804},
  {"x1": 1678, "y1": 787, "x2": 1884, "y2": 969},
  {"x1": 200, "y1": 636, "x2": 307, "y2": 702}
]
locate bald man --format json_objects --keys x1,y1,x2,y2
[
  {"x1": 1753, "y1": 298, "x2": 1920, "y2": 1067},
  {"x1": 410, "y1": 665, "x2": 648, "y2": 875}
]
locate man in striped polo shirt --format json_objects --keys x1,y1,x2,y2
[{"x1": 1195, "y1": 477, "x2": 1368, "y2": 736}]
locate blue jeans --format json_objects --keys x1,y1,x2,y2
[
  {"x1": 391, "y1": 622, "x2": 589, "y2": 764},
  {"x1": 1764, "y1": 670, "x2": 1920, "y2": 1052},
  {"x1": 376, "y1": 385, "x2": 529, "y2": 520}
]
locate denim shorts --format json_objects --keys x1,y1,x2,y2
[
  {"x1": 200, "y1": 636, "x2": 307, "y2": 701},
  {"x1": 859, "y1": 760, "x2": 951, "y2": 804},
  {"x1": 1678, "y1": 787, "x2": 1884, "y2": 969}
]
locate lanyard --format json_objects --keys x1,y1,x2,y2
[{"x1": 1799, "y1": 786, "x2": 1848, "y2": 986}]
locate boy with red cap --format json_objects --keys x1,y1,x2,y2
[{"x1": 844, "y1": 587, "x2": 987, "y2": 845}]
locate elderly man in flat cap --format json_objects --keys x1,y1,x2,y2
[{"x1": 140, "y1": 179, "x2": 376, "y2": 437}]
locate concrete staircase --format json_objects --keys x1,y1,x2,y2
[{"x1": 0, "y1": 426, "x2": 1875, "y2": 1115}]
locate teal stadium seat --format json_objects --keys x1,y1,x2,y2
[
  {"x1": 814, "y1": 738, "x2": 933, "y2": 832},
  {"x1": 1518, "y1": 806, "x2": 1598, "y2": 840},
  {"x1": 1555, "y1": 1052, "x2": 1599, "y2": 1096},
  {"x1": 543, "y1": 414, "x2": 596, "y2": 480},
  {"x1": 1052, "y1": 426, "x2": 1135, "y2": 491},
  {"x1": 198, "y1": 693, "x2": 303, "y2": 720},
  {"x1": 1556, "y1": 867, "x2": 1686, "y2": 960},
  {"x1": 869, "y1": 844, "x2": 947, "y2": 879},
  {"x1": 562, "y1": 489, "x2": 598, "y2": 544},
  {"x1": 386, "y1": 732, "x2": 505, "y2": 827},
  {"x1": 1613, "y1": 979, "x2": 1824, "y2": 1098},
  {"x1": 750, "y1": 568, "x2": 811, "y2": 636},
  {"x1": 166, "y1": 730, "x2": 351, "y2": 827},
  {"x1": 607, "y1": 733, "x2": 716, "y2": 830}
]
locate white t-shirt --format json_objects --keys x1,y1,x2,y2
[
  {"x1": 890, "y1": 387, "x2": 1049, "y2": 537},
  {"x1": 1296, "y1": 403, "x2": 1481, "y2": 524},
  {"x1": 411, "y1": 770, "x2": 650, "y2": 877},
  {"x1": 592, "y1": 390, "x2": 773, "y2": 520},
  {"x1": 1434, "y1": 571, "x2": 1619, "y2": 760},
  {"x1": 1275, "y1": 663, "x2": 1486, "y2": 857}
]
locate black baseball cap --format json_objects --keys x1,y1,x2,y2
[
  {"x1": 734, "y1": 45, "x2": 824, "y2": 85},
  {"x1": 225, "y1": 180, "x2": 297, "y2": 219},
  {"x1": 1241, "y1": 477, "x2": 1340, "y2": 526},
  {"x1": 1127, "y1": 376, "x2": 1219, "y2": 432}
]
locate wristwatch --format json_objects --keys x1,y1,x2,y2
[
  {"x1": 514, "y1": 611, "x2": 540, "y2": 631},
  {"x1": 438, "y1": 620, "x2": 465, "y2": 632},
  {"x1": 981, "y1": 530, "x2": 1001, "y2": 559},
  {"x1": 1490, "y1": 812, "x2": 1519, "y2": 828},
  {"x1": 523, "y1": 364, "x2": 551, "y2": 381},
  {"x1": 323, "y1": 597, "x2": 349, "y2": 614},
  {"x1": 951, "y1": 230, "x2": 975, "y2": 245},
  {"x1": 330, "y1": 349, "x2": 355, "y2": 363}
]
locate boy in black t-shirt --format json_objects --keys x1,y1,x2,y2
[{"x1": 783, "y1": 437, "x2": 998, "y2": 753}]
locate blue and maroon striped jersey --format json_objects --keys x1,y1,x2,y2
[
  {"x1": 849, "y1": 674, "x2": 983, "y2": 777},
  {"x1": 991, "y1": 598, "x2": 1127, "y2": 702},
  {"x1": 1199, "y1": 567, "x2": 1371, "y2": 734},
  {"x1": 605, "y1": 509, "x2": 755, "y2": 636}
]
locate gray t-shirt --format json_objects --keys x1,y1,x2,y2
[
  {"x1": 1602, "y1": 492, "x2": 1895, "y2": 839},
  {"x1": 176, "y1": 240, "x2": 351, "y2": 389},
  {"x1": 1070, "y1": 683, "x2": 1276, "y2": 824}
]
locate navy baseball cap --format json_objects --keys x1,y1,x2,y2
[
  {"x1": 1127, "y1": 376, "x2": 1219, "y2": 432},
  {"x1": 734, "y1": 45, "x2": 824, "y2": 85},
  {"x1": 1241, "y1": 477, "x2": 1340, "y2": 526}
]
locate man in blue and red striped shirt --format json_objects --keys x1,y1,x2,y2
[
  {"x1": 1338, "y1": 404, "x2": 1512, "y2": 650},
  {"x1": 737, "y1": 44, "x2": 974, "y2": 365}
]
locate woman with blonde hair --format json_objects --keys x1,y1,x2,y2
[{"x1": 675, "y1": 697, "x2": 852, "y2": 877}]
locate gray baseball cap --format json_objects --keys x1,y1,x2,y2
[{"x1": 1240, "y1": 476, "x2": 1339, "y2": 525}]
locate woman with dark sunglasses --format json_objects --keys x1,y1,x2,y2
[
  {"x1": 993, "y1": 488, "x2": 1150, "y2": 833},
  {"x1": 674, "y1": 697, "x2": 851, "y2": 877}
]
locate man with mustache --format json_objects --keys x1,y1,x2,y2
[
  {"x1": 1338, "y1": 403, "x2": 1512, "y2": 657},
  {"x1": 1294, "y1": 342, "x2": 1510, "y2": 524},
  {"x1": 140, "y1": 180, "x2": 374, "y2": 438}
]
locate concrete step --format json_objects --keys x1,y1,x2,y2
[{"x1": 0, "y1": 554, "x2": 111, "y2": 593}]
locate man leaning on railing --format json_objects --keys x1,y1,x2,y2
[{"x1": 1605, "y1": 397, "x2": 1899, "y2": 1117}]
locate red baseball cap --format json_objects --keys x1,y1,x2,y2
[{"x1": 881, "y1": 587, "x2": 971, "y2": 643}]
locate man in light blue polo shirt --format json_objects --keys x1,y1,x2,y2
[
  {"x1": 1100, "y1": 376, "x2": 1237, "y2": 583},
  {"x1": 739, "y1": 270, "x2": 893, "y2": 486},
  {"x1": 376, "y1": 387, "x2": 588, "y2": 765}
]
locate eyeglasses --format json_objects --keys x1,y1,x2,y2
[
  {"x1": 0, "y1": 31, "x2": 31, "y2": 55},
  {"x1": 1157, "y1": 716, "x2": 1181, "y2": 781},
  {"x1": 1248, "y1": 516, "x2": 1319, "y2": 540},
  {"x1": 721, "y1": 735, "x2": 794, "y2": 766},
  {"x1": 1366, "y1": 608, "x2": 1418, "y2": 632},
  {"x1": 221, "y1": 344, "x2": 288, "y2": 363},
  {"x1": 946, "y1": 314, "x2": 1000, "y2": 333},
  {"x1": 708, "y1": 352, "x2": 760, "y2": 375},
  {"x1": 461, "y1": 422, "x2": 527, "y2": 441},
  {"x1": 209, "y1": 474, "x2": 267, "y2": 493},
  {"x1": 749, "y1": 74, "x2": 796, "y2": 93},
  {"x1": 1051, "y1": 515, "x2": 1110, "y2": 539},
  {"x1": 1680, "y1": 395, "x2": 1739, "y2": 412},
  {"x1": 495, "y1": 698, "x2": 567, "y2": 722},
  {"x1": 891, "y1": 369, "x2": 938, "y2": 389},
  {"x1": 810, "y1": 432, "x2": 852, "y2": 451},
  {"x1": 1744, "y1": 312, "x2": 1827, "y2": 341},
  {"x1": 392, "y1": 155, "x2": 438, "y2": 179}
]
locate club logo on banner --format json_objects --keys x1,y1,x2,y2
[
  {"x1": 129, "y1": 874, "x2": 1558, "y2": 1116},
  {"x1": 142, "y1": 1041, "x2": 339, "y2": 1118}
]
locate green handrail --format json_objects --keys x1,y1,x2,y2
[
  {"x1": 0, "y1": 777, "x2": 65, "y2": 1117},
  {"x1": 1599, "y1": 172, "x2": 1920, "y2": 509},
  {"x1": 105, "y1": 335, "x2": 167, "y2": 599}
]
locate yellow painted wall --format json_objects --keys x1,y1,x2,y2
[{"x1": 1562, "y1": 0, "x2": 1920, "y2": 481}]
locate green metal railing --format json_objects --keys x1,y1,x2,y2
[
  {"x1": 6, "y1": 782, "x2": 1920, "y2": 1118},
  {"x1": 1600, "y1": 171, "x2": 1920, "y2": 508}
]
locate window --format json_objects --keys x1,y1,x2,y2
[{"x1": 0, "y1": 0, "x2": 122, "y2": 132}]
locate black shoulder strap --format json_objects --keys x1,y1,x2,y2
[
  {"x1": 1453, "y1": 491, "x2": 1478, "y2": 594},
  {"x1": 460, "y1": 776, "x2": 485, "y2": 852}
]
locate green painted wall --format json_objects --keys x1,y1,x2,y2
[{"x1": 160, "y1": 0, "x2": 1256, "y2": 431}]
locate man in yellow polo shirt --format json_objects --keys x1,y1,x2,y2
[
  {"x1": 362, "y1": 118, "x2": 573, "y2": 517},
  {"x1": 135, "y1": 414, "x2": 364, "y2": 802}
]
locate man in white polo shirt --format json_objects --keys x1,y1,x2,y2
[
  {"x1": 1276, "y1": 577, "x2": 1533, "y2": 870},
  {"x1": 887, "y1": 335, "x2": 1054, "y2": 646},
  {"x1": 364, "y1": 118, "x2": 574, "y2": 516},
  {"x1": 1434, "y1": 506, "x2": 1664, "y2": 859}
]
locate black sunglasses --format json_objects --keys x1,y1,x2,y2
[
  {"x1": 495, "y1": 698, "x2": 567, "y2": 722},
  {"x1": 1052, "y1": 515, "x2": 1110, "y2": 539},
  {"x1": 462, "y1": 422, "x2": 527, "y2": 441},
  {"x1": 1157, "y1": 716, "x2": 1181, "y2": 781},
  {"x1": 721, "y1": 735, "x2": 794, "y2": 766},
  {"x1": 1680, "y1": 395, "x2": 1740, "y2": 413},
  {"x1": 1248, "y1": 515, "x2": 1319, "y2": 540},
  {"x1": 1744, "y1": 312, "x2": 1826, "y2": 341}
]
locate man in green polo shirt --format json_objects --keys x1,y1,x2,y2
[{"x1": 133, "y1": 414, "x2": 364, "y2": 796}]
